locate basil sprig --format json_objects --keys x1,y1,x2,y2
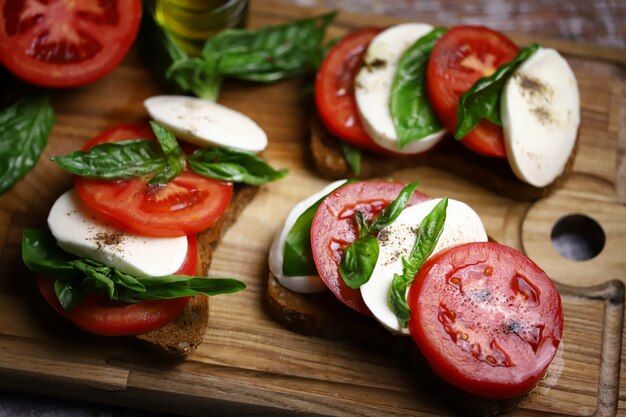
[
  {"x1": 282, "y1": 180, "x2": 350, "y2": 276},
  {"x1": 0, "y1": 96, "x2": 54, "y2": 194},
  {"x1": 52, "y1": 122, "x2": 286, "y2": 186},
  {"x1": 22, "y1": 229, "x2": 246, "y2": 311},
  {"x1": 339, "y1": 182, "x2": 419, "y2": 289},
  {"x1": 390, "y1": 198, "x2": 448, "y2": 328},
  {"x1": 391, "y1": 28, "x2": 446, "y2": 148},
  {"x1": 147, "y1": 121, "x2": 186, "y2": 186},
  {"x1": 455, "y1": 44, "x2": 540, "y2": 139},
  {"x1": 163, "y1": 12, "x2": 336, "y2": 100}
]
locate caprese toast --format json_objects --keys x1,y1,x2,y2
[
  {"x1": 266, "y1": 180, "x2": 563, "y2": 413},
  {"x1": 22, "y1": 95, "x2": 286, "y2": 357},
  {"x1": 311, "y1": 24, "x2": 580, "y2": 200}
]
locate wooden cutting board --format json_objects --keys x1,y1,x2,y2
[{"x1": 0, "y1": 3, "x2": 625, "y2": 416}]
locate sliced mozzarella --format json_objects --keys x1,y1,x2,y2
[
  {"x1": 501, "y1": 47, "x2": 580, "y2": 187},
  {"x1": 360, "y1": 198, "x2": 488, "y2": 335},
  {"x1": 144, "y1": 95, "x2": 268, "y2": 153},
  {"x1": 269, "y1": 180, "x2": 348, "y2": 293},
  {"x1": 48, "y1": 189, "x2": 188, "y2": 278},
  {"x1": 354, "y1": 23, "x2": 445, "y2": 154}
]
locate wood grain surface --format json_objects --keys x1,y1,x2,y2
[{"x1": 0, "y1": 2, "x2": 625, "y2": 416}]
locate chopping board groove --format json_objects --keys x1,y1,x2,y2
[{"x1": 0, "y1": 3, "x2": 625, "y2": 416}]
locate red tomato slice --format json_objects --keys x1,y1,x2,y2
[
  {"x1": 310, "y1": 181, "x2": 430, "y2": 315},
  {"x1": 315, "y1": 28, "x2": 398, "y2": 155},
  {"x1": 426, "y1": 26, "x2": 519, "y2": 158},
  {"x1": 408, "y1": 242, "x2": 563, "y2": 399},
  {"x1": 36, "y1": 234, "x2": 199, "y2": 336},
  {"x1": 0, "y1": 0, "x2": 141, "y2": 87},
  {"x1": 73, "y1": 123, "x2": 233, "y2": 237}
]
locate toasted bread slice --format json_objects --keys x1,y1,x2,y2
[
  {"x1": 309, "y1": 114, "x2": 576, "y2": 201},
  {"x1": 137, "y1": 185, "x2": 258, "y2": 357}
]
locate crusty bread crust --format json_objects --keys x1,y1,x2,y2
[
  {"x1": 309, "y1": 113, "x2": 577, "y2": 201},
  {"x1": 136, "y1": 185, "x2": 259, "y2": 358}
]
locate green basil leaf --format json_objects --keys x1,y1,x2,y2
[
  {"x1": 0, "y1": 96, "x2": 54, "y2": 194},
  {"x1": 122, "y1": 277, "x2": 246, "y2": 302},
  {"x1": 112, "y1": 270, "x2": 146, "y2": 293},
  {"x1": 203, "y1": 12, "x2": 336, "y2": 80},
  {"x1": 340, "y1": 141, "x2": 362, "y2": 175},
  {"x1": 51, "y1": 139, "x2": 167, "y2": 180},
  {"x1": 149, "y1": 121, "x2": 183, "y2": 157},
  {"x1": 148, "y1": 154, "x2": 185, "y2": 186},
  {"x1": 54, "y1": 279, "x2": 87, "y2": 311},
  {"x1": 391, "y1": 28, "x2": 445, "y2": 148},
  {"x1": 455, "y1": 44, "x2": 540, "y2": 139},
  {"x1": 68, "y1": 259, "x2": 116, "y2": 299},
  {"x1": 355, "y1": 211, "x2": 369, "y2": 238},
  {"x1": 369, "y1": 181, "x2": 419, "y2": 233},
  {"x1": 22, "y1": 229, "x2": 80, "y2": 278},
  {"x1": 282, "y1": 180, "x2": 348, "y2": 277},
  {"x1": 390, "y1": 198, "x2": 448, "y2": 327},
  {"x1": 339, "y1": 234, "x2": 379, "y2": 289},
  {"x1": 166, "y1": 56, "x2": 223, "y2": 101},
  {"x1": 189, "y1": 146, "x2": 287, "y2": 185}
]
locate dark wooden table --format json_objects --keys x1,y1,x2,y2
[{"x1": 1, "y1": 0, "x2": 623, "y2": 416}]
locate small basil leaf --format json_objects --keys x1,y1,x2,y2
[
  {"x1": 369, "y1": 181, "x2": 419, "y2": 233},
  {"x1": 22, "y1": 229, "x2": 80, "y2": 278},
  {"x1": 390, "y1": 198, "x2": 448, "y2": 328},
  {"x1": 52, "y1": 140, "x2": 167, "y2": 180},
  {"x1": 339, "y1": 234, "x2": 379, "y2": 289},
  {"x1": 282, "y1": 181, "x2": 349, "y2": 277},
  {"x1": 340, "y1": 142, "x2": 362, "y2": 176},
  {"x1": 122, "y1": 277, "x2": 246, "y2": 302},
  {"x1": 54, "y1": 279, "x2": 87, "y2": 311},
  {"x1": 69, "y1": 259, "x2": 116, "y2": 300},
  {"x1": 148, "y1": 154, "x2": 184, "y2": 186},
  {"x1": 455, "y1": 44, "x2": 540, "y2": 139},
  {"x1": 355, "y1": 211, "x2": 369, "y2": 238},
  {"x1": 166, "y1": 56, "x2": 223, "y2": 101},
  {"x1": 149, "y1": 121, "x2": 183, "y2": 157},
  {"x1": 112, "y1": 270, "x2": 146, "y2": 293},
  {"x1": 391, "y1": 28, "x2": 445, "y2": 148},
  {"x1": 189, "y1": 146, "x2": 287, "y2": 185},
  {"x1": 0, "y1": 96, "x2": 54, "y2": 194}
]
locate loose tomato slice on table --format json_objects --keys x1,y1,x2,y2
[
  {"x1": 315, "y1": 28, "x2": 397, "y2": 155},
  {"x1": 427, "y1": 26, "x2": 519, "y2": 158},
  {"x1": 0, "y1": 0, "x2": 142, "y2": 87},
  {"x1": 408, "y1": 242, "x2": 563, "y2": 399},
  {"x1": 310, "y1": 181, "x2": 430, "y2": 315},
  {"x1": 36, "y1": 234, "x2": 199, "y2": 336},
  {"x1": 74, "y1": 123, "x2": 233, "y2": 237}
]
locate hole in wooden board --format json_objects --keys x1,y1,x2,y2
[{"x1": 550, "y1": 214, "x2": 605, "y2": 261}]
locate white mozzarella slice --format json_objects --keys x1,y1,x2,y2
[
  {"x1": 501, "y1": 47, "x2": 580, "y2": 187},
  {"x1": 360, "y1": 198, "x2": 488, "y2": 335},
  {"x1": 48, "y1": 189, "x2": 188, "y2": 278},
  {"x1": 269, "y1": 180, "x2": 348, "y2": 293},
  {"x1": 354, "y1": 23, "x2": 445, "y2": 154},
  {"x1": 144, "y1": 95, "x2": 268, "y2": 153}
]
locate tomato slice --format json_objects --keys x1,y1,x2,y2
[
  {"x1": 73, "y1": 123, "x2": 233, "y2": 237},
  {"x1": 426, "y1": 26, "x2": 519, "y2": 158},
  {"x1": 36, "y1": 234, "x2": 199, "y2": 336},
  {"x1": 408, "y1": 242, "x2": 563, "y2": 399},
  {"x1": 0, "y1": 0, "x2": 142, "y2": 87},
  {"x1": 315, "y1": 28, "x2": 399, "y2": 155},
  {"x1": 310, "y1": 181, "x2": 430, "y2": 315}
]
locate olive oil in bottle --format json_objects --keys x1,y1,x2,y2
[{"x1": 155, "y1": 0, "x2": 248, "y2": 55}]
